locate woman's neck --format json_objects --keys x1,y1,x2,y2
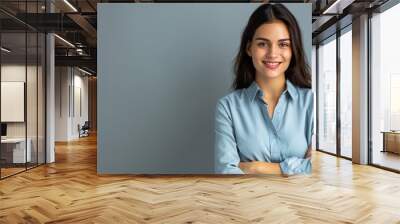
[{"x1": 255, "y1": 74, "x2": 286, "y2": 101}]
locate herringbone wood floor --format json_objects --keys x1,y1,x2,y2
[{"x1": 1, "y1": 134, "x2": 400, "y2": 223}]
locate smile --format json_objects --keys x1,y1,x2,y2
[{"x1": 262, "y1": 61, "x2": 281, "y2": 70}]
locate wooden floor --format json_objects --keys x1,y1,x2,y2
[
  {"x1": 1, "y1": 163, "x2": 45, "y2": 178},
  {"x1": 0, "y1": 167, "x2": 26, "y2": 178},
  {"x1": 1, "y1": 135, "x2": 400, "y2": 223}
]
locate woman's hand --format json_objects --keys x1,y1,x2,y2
[
  {"x1": 304, "y1": 146, "x2": 312, "y2": 159},
  {"x1": 239, "y1": 161, "x2": 282, "y2": 175},
  {"x1": 238, "y1": 161, "x2": 260, "y2": 174}
]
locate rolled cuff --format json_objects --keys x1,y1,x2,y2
[{"x1": 279, "y1": 157, "x2": 312, "y2": 176}]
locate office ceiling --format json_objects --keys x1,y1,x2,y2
[{"x1": 0, "y1": 0, "x2": 393, "y2": 75}]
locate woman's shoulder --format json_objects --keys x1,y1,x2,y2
[
  {"x1": 294, "y1": 85, "x2": 313, "y2": 96},
  {"x1": 293, "y1": 85, "x2": 313, "y2": 101},
  {"x1": 292, "y1": 85, "x2": 314, "y2": 111},
  {"x1": 217, "y1": 89, "x2": 247, "y2": 106}
]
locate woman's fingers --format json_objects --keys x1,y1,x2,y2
[
  {"x1": 304, "y1": 146, "x2": 312, "y2": 158},
  {"x1": 239, "y1": 162, "x2": 257, "y2": 174},
  {"x1": 239, "y1": 162, "x2": 250, "y2": 173}
]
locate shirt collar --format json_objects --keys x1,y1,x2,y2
[
  {"x1": 246, "y1": 81, "x2": 262, "y2": 102},
  {"x1": 246, "y1": 79, "x2": 298, "y2": 102},
  {"x1": 284, "y1": 79, "x2": 298, "y2": 100}
]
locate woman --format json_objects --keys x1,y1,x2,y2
[{"x1": 214, "y1": 3, "x2": 313, "y2": 175}]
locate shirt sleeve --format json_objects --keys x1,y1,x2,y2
[
  {"x1": 214, "y1": 100, "x2": 244, "y2": 174},
  {"x1": 280, "y1": 90, "x2": 314, "y2": 176},
  {"x1": 279, "y1": 157, "x2": 312, "y2": 175}
]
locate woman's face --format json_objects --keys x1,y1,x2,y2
[{"x1": 246, "y1": 20, "x2": 292, "y2": 80}]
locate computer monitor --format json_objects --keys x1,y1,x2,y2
[{"x1": 1, "y1": 123, "x2": 7, "y2": 137}]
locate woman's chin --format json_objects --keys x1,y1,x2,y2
[{"x1": 260, "y1": 72, "x2": 284, "y2": 80}]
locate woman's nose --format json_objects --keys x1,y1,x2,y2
[{"x1": 266, "y1": 45, "x2": 279, "y2": 58}]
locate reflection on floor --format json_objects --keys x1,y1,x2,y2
[
  {"x1": 0, "y1": 167, "x2": 25, "y2": 178},
  {"x1": 373, "y1": 150, "x2": 400, "y2": 171},
  {"x1": 1, "y1": 134, "x2": 400, "y2": 222},
  {"x1": 0, "y1": 162, "x2": 42, "y2": 179},
  {"x1": 341, "y1": 147, "x2": 352, "y2": 158}
]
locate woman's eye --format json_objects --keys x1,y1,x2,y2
[
  {"x1": 279, "y1": 43, "x2": 290, "y2": 48},
  {"x1": 257, "y1": 42, "x2": 266, "y2": 47}
]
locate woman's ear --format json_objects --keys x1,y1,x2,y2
[{"x1": 246, "y1": 42, "x2": 252, "y2": 57}]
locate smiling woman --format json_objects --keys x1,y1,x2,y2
[{"x1": 214, "y1": 3, "x2": 313, "y2": 175}]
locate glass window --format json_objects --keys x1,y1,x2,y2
[
  {"x1": 27, "y1": 31, "x2": 38, "y2": 169},
  {"x1": 0, "y1": 1, "x2": 46, "y2": 179},
  {"x1": 1, "y1": 31, "x2": 28, "y2": 178},
  {"x1": 312, "y1": 46, "x2": 317, "y2": 150},
  {"x1": 317, "y1": 35, "x2": 337, "y2": 154},
  {"x1": 339, "y1": 27, "x2": 352, "y2": 158},
  {"x1": 371, "y1": 3, "x2": 400, "y2": 171},
  {"x1": 38, "y1": 32, "x2": 46, "y2": 165}
]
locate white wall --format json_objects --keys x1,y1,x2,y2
[
  {"x1": 55, "y1": 66, "x2": 69, "y2": 141},
  {"x1": 72, "y1": 73, "x2": 89, "y2": 138},
  {"x1": 1, "y1": 66, "x2": 26, "y2": 134},
  {"x1": 55, "y1": 67, "x2": 89, "y2": 141},
  {"x1": 1, "y1": 64, "x2": 39, "y2": 138}
]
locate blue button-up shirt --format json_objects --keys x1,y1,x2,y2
[{"x1": 214, "y1": 80, "x2": 314, "y2": 175}]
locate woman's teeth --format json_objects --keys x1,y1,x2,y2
[{"x1": 263, "y1": 61, "x2": 280, "y2": 69}]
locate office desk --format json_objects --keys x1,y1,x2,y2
[
  {"x1": 1, "y1": 138, "x2": 32, "y2": 163},
  {"x1": 381, "y1": 131, "x2": 400, "y2": 154}
]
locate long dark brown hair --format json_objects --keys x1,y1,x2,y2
[{"x1": 233, "y1": 3, "x2": 311, "y2": 89}]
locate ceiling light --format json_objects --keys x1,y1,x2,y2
[
  {"x1": 78, "y1": 67, "x2": 92, "y2": 76},
  {"x1": 54, "y1": 34, "x2": 75, "y2": 48},
  {"x1": 1, "y1": 47, "x2": 11, "y2": 53},
  {"x1": 322, "y1": 0, "x2": 355, "y2": 15},
  {"x1": 63, "y1": 0, "x2": 78, "y2": 12},
  {"x1": 323, "y1": 0, "x2": 342, "y2": 14}
]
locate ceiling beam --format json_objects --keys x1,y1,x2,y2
[
  {"x1": 67, "y1": 13, "x2": 97, "y2": 46},
  {"x1": 55, "y1": 55, "x2": 96, "y2": 69}
]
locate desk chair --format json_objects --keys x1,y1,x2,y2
[{"x1": 78, "y1": 121, "x2": 90, "y2": 138}]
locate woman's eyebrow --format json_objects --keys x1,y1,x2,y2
[
  {"x1": 255, "y1": 37, "x2": 291, "y2": 42},
  {"x1": 255, "y1": 37, "x2": 270, "y2": 42}
]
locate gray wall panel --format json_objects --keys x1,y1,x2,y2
[{"x1": 98, "y1": 3, "x2": 311, "y2": 174}]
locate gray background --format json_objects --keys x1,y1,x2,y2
[{"x1": 98, "y1": 3, "x2": 311, "y2": 174}]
